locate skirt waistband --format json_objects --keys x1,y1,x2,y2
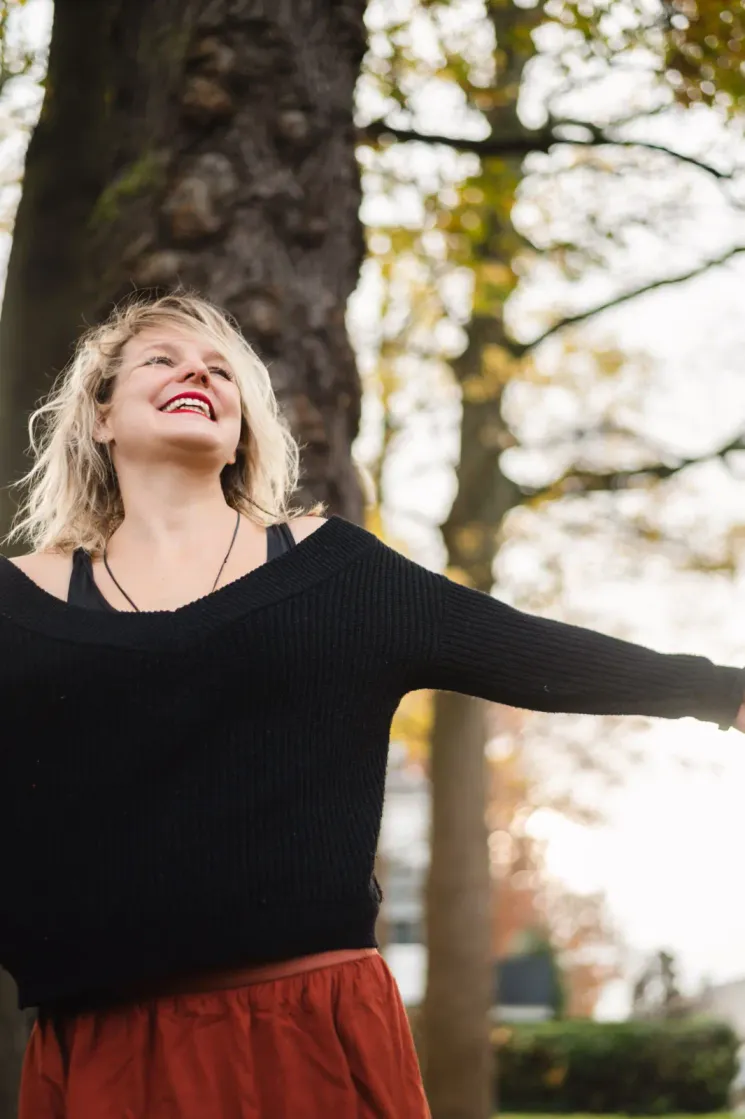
[{"x1": 130, "y1": 947, "x2": 381, "y2": 998}]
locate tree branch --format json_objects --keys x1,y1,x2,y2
[
  {"x1": 388, "y1": 432, "x2": 745, "y2": 527},
  {"x1": 523, "y1": 433, "x2": 745, "y2": 501},
  {"x1": 357, "y1": 119, "x2": 738, "y2": 183},
  {"x1": 554, "y1": 120, "x2": 736, "y2": 182},
  {"x1": 357, "y1": 119, "x2": 551, "y2": 158},
  {"x1": 509, "y1": 244, "x2": 745, "y2": 357}
]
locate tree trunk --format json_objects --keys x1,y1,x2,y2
[
  {"x1": 422, "y1": 690, "x2": 493, "y2": 1119},
  {"x1": 0, "y1": 0, "x2": 366, "y2": 537},
  {"x1": 0, "y1": 0, "x2": 367, "y2": 1110},
  {"x1": 421, "y1": 4, "x2": 537, "y2": 1117}
]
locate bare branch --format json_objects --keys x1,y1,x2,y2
[
  {"x1": 523, "y1": 433, "x2": 745, "y2": 501},
  {"x1": 357, "y1": 119, "x2": 550, "y2": 158},
  {"x1": 510, "y1": 245, "x2": 745, "y2": 357},
  {"x1": 589, "y1": 102, "x2": 672, "y2": 130},
  {"x1": 357, "y1": 119, "x2": 738, "y2": 183},
  {"x1": 553, "y1": 119, "x2": 736, "y2": 181}
]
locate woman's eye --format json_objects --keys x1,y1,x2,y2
[
  {"x1": 145, "y1": 354, "x2": 173, "y2": 367},
  {"x1": 210, "y1": 366, "x2": 232, "y2": 379}
]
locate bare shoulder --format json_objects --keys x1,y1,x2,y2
[
  {"x1": 289, "y1": 514, "x2": 328, "y2": 545},
  {"x1": 6, "y1": 551, "x2": 73, "y2": 601}
]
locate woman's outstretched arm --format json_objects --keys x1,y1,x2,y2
[{"x1": 401, "y1": 568, "x2": 745, "y2": 732}]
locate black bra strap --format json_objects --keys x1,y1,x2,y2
[
  {"x1": 267, "y1": 522, "x2": 296, "y2": 561},
  {"x1": 68, "y1": 549, "x2": 115, "y2": 611}
]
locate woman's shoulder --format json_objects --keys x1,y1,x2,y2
[
  {"x1": 288, "y1": 514, "x2": 328, "y2": 545},
  {"x1": 4, "y1": 550, "x2": 73, "y2": 601}
]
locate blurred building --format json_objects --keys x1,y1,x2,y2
[
  {"x1": 379, "y1": 743, "x2": 556, "y2": 1020},
  {"x1": 693, "y1": 978, "x2": 745, "y2": 1039}
]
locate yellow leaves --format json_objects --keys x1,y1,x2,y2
[
  {"x1": 463, "y1": 375, "x2": 491, "y2": 403},
  {"x1": 472, "y1": 257, "x2": 517, "y2": 316},
  {"x1": 443, "y1": 564, "x2": 472, "y2": 589},
  {"x1": 391, "y1": 689, "x2": 435, "y2": 763},
  {"x1": 490, "y1": 1025, "x2": 513, "y2": 1047},
  {"x1": 363, "y1": 501, "x2": 384, "y2": 540},
  {"x1": 663, "y1": 0, "x2": 745, "y2": 110},
  {"x1": 463, "y1": 186, "x2": 485, "y2": 205},
  {"x1": 461, "y1": 344, "x2": 518, "y2": 402},
  {"x1": 593, "y1": 346, "x2": 626, "y2": 379},
  {"x1": 480, "y1": 261, "x2": 513, "y2": 288},
  {"x1": 543, "y1": 1065, "x2": 568, "y2": 1087},
  {"x1": 460, "y1": 210, "x2": 482, "y2": 233},
  {"x1": 452, "y1": 524, "x2": 486, "y2": 560},
  {"x1": 483, "y1": 343, "x2": 516, "y2": 381}
]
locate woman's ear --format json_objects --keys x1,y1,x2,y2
[{"x1": 93, "y1": 404, "x2": 113, "y2": 446}]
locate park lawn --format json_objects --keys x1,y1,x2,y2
[{"x1": 497, "y1": 1114, "x2": 737, "y2": 1119}]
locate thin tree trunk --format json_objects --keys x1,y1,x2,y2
[
  {"x1": 422, "y1": 690, "x2": 493, "y2": 1119},
  {"x1": 0, "y1": 1, "x2": 367, "y2": 1110},
  {"x1": 421, "y1": 4, "x2": 537, "y2": 1116}
]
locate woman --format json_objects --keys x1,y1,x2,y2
[{"x1": 1, "y1": 292, "x2": 743, "y2": 1119}]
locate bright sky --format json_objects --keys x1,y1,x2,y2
[{"x1": 6, "y1": 0, "x2": 745, "y2": 1020}]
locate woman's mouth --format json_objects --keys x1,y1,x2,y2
[{"x1": 159, "y1": 392, "x2": 216, "y2": 420}]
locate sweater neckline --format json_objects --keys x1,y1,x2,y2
[{"x1": 0, "y1": 516, "x2": 375, "y2": 649}]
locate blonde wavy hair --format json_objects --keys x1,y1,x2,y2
[{"x1": 7, "y1": 292, "x2": 320, "y2": 555}]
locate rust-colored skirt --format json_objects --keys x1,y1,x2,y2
[{"x1": 19, "y1": 948, "x2": 431, "y2": 1118}]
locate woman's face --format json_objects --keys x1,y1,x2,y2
[{"x1": 98, "y1": 326, "x2": 244, "y2": 471}]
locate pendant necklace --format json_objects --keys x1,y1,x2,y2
[{"x1": 103, "y1": 509, "x2": 241, "y2": 612}]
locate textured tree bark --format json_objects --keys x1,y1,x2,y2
[
  {"x1": 0, "y1": 0, "x2": 367, "y2": 1110},
  {"x1": 0, "y1": 0, "x2": 366, "y2": 537}
]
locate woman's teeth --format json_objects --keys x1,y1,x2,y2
[{"x1": 161, "y1": 397, "x2": 212, "y2": 418}]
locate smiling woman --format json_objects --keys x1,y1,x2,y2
[
  {"x1": 5, "y1": 294, "x2": 326, "y2": 612},
  {"x1": 9, "y1": 293, "x2": 307, "y2": 558},
  {"x1": 1, "y1": 292, "x2": 745, "y2": 1119}
]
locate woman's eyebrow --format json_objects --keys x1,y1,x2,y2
[
  {"x1": 137, "y1": 340, "x2": 179, "y2": 358},
  {"x1": 136, "y1": 342, "x2": 230, "y2": 366},
  {"x1": 204, "y1": 350, "x2": 231, "y2": 366}
]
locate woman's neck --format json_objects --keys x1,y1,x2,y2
[{"x1": 110, "y1": 464, "x2": 238, "y2": 560}]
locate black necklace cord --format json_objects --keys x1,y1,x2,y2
[{"x1": 102, "y1": 508, "x2": 241, "y2": 613}]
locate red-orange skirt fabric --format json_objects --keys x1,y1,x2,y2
[{"x1": 19, "y1": 952, "x2": 431, "y2": 1118}]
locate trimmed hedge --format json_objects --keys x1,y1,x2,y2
[{"x1": 494, "y1": 1019, "x2": 739, "y2": 1114}]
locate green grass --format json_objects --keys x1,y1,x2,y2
[{"x1": 496, "y1": 1114, "x2": 736, "y2": 1118}]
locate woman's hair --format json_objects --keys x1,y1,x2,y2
[{"x1": 7, "y1": 291, "x2": 321, "y2": 555}]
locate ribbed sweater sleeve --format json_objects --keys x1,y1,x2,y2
[{"x1": 398, "y1": 563, "x2": 745, "y2": 731}]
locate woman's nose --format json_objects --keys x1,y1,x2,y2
[{"x1": 183, "y1": 367, "x2": 210, "y2": 386}]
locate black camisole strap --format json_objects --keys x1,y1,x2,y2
[
  {"x1": 68, "y1": 522, "x2": 297, "y2": 610},
  {"x1": 68, "y1": 548, "x2": 115, "y2": 612},
  {"x1": 266, "y1": 521, "x2": 296, "y2": 561}
]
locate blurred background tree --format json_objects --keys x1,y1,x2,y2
[
  {"x1": 358, "y1": 1, "x2": 745, "y2": 1114},
  {"x1": 632, "y1": 949, "x2": 691, "y2": 1020}
]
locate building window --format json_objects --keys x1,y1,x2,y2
[{"x1": 389, "y1": 919, "x2": 422, "y2": 945}]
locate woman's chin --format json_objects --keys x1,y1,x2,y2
[{"x1": 137, "y1": 430, "x2": 233, "y2": 470}]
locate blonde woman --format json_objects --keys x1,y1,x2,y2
[{"x1": 0, "y1": 292, "x2": 743, "y2": 1119}]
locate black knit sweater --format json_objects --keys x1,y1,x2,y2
[{"x1": 0, "y1": 516, "x2": 742, "y2": 1010}]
